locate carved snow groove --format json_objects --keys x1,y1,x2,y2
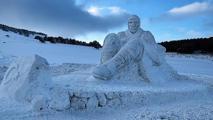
[
  {"x1": 67, "y1": 90, "x2": 147, "y2": 110},
  {"x1": 62, "y1": 88, "x2": 211, "y2": 111}
]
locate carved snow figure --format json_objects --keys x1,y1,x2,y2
[
  {"x1": 0, "y1": 55, "x2": 70, "y2": 111},
  {"x1": 93, "y1": 15, "x2": 182, "y2": 83},
  {"x1": 0, "y1": 55, "x2": 51, "y2": 102}
]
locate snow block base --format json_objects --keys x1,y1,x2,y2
[{"x1": 53, "y1": 74, "x2": 213, "y2": 110}]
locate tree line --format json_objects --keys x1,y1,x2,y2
[
  {"x1": 0, "y1": 24, "x2": 46, "y2": 37},
  {"x1": 0, "y1": 24, "x2": 102, "y2": 49},
  {"x1": 34, "y1": 36, "x2": 101, "y2": 49},
  {"x1": 2, "y1": 23, "x2": 212, "y2": 52},
  {"x1": 160, "y1": 37, "x2": 213, "y2": 54}
]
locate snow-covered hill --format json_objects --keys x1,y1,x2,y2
[
  {"x1": 0, "y1": 29, "x2": 213, "y2": 120},
  {"x1": 0, "y1": 30, "x2": 100, "y2": 65}
]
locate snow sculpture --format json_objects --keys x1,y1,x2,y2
[
  {"x1": 93, "y1": 15, "x2": 181, "y2": 83},
  {"x1": 0, "y1": 55, "x2": 51, "y2": 103},
  {"x1": 0, "y1": 55, "x2": 70, "y2": 111}
]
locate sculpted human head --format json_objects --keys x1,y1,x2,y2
[{"x1": 128, "y1": 15, "x2": 140, "y2": 34}]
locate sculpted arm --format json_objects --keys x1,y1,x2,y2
[{"x1": 144, "y1": 31, "x2": 165, "y2": 66}]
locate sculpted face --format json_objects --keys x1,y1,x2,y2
[{"x1": 128, "y1": 15, "x2": 140, "y2": 34}]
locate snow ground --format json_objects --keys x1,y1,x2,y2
[
  {"x1": 0, "y1": 30, "x2": 100, "y2": 65},
  {"x1": 0, "y1": 30, "x2": 213, "y2": 119}
]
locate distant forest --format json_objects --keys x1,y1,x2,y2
[
  {"x1": 0, "y1": 24, "x2": 46, "y2": 37},
  {"x1": 160, "y1": 37, "x2": 213, "y2": 54},
  {"x1": 1, "y1": 24, "x2": 212, "y2": 53},
  {"x1": 0, "y1": 24, "x2": 102, "y2": 49}
]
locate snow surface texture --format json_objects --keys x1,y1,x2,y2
[
  {"x1": 51, "y1": 62, "x2": 213, "y2": 110},
  {"x1": 1, "y1": 29, "x2": 213, "y2": 119},
  {"x1": 1, "y1": 55, "x2": 212, "y2": 113}
]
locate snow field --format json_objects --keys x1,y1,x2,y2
[{"x1": 1, "y1": 29, "x2": 213, "y2": 119}]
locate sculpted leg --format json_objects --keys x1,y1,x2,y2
[
  {"x1": 137, "y1": 62, "x2": 150, "y2": 82},
  {"x1": 93, "y1": 38, "x2": 147, "y2": 80},
  {"x1": 101, "y1": 33, "x2": 121, "y2": 64}
]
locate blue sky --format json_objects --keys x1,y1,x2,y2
[{"x1": 0, "y1": 0, "x2": 212, "y2": 43}]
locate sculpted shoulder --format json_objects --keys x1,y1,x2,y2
[
  {"x1": 103, "y1": 33, "x2": 119, "y2": 45},
  {"x1": 143, "y1": 30, "x2": 153, "y2": 37},
  {"x1": 117, "y1": 31, "x2": 126, "y2": 39},
  {"x1": 142, "y1": 30, "x2": 156, "y2": 44}
]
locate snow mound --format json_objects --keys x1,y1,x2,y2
[
  {"x1": 0, "y1": 55, "x2": 71, "y2": 111},
  {"x1": 0, "y1": 55, "x2": 51, "y2": 103}
]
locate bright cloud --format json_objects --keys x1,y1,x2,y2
[
  {"x1": 87, "y1": 6, "x2": 127, "y2": 16},
  {"x1": 87, "y1": 6, "x2": 100, "y2": 16},
  {"x1": 168, "y1": 2, "x2": 212, "y2": 15}
]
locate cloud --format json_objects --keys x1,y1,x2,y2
[
  {"x1": 149, "y1": 1, "x2": 213, "y2": 35},
  {"x1": 0, "y1": 0, "x2": 129, "y2": 37},
  {"x1": 87, "y1": 6, "x2": 101, "y2": 16},
  {"x1": 168, "y1": 2, "x2": 211, "y2": 16},
  {"x1": 150, "y1": 1, "x2": 213, "y2": 22},
  {"x1": 87, "y1": 6, "x2": 127, "y2": 16}
]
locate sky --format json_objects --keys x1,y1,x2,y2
[{"x1": 0, "y1": 0, "x2": 212, "y2": 43}]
